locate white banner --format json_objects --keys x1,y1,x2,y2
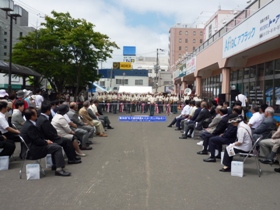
[
  {"x1": 186, "y1": 57, "x2": 196, "y2": 75},
  {"x1": 223, "y1": 0, "x2": 280, "y2": 58}
]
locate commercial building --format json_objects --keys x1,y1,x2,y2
[
  {"x1": 173, "y1": 0, "x2": 280, "y2": 113},
  {"x1": 168, "y1": 24, "x2": 204, "y2": 72},
  {"x1": 0, "y1": 8, "x2": 35, "y2": 89},
  {"x1": 97, "y1": 69, "x2": 149, "y2": 92},
  {"x1": 132, "y1": 56, "x2": 171, "y2": 91}
]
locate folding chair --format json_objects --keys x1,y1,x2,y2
[
  {"x1": 239, "y1": 135, "x2": 263, "y2": 177},
  {"x1": 18, "y1": 135, "x2": 46, "y2": 179}
]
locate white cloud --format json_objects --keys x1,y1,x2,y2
[{"x1": 14, "y1": 0, "x2": 251, "y2": 68}]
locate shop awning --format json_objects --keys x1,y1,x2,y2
[{"x1": 0, "y1": 60, "x2": 41, "y2": 77}]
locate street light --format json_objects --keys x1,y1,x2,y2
[
  {"x1": 156, "y1": 48, "x2": 164, "y2": 93},
  {"x1": 0, "y1": 0, "x2": 22, "y2": 93}
]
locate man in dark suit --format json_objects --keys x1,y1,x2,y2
[
  {"x1": 197, "y1": 107, "x2": 229, "y2": 155},
  {"x1": 21, "y1": 107, "x2": 71, "y2": 176},
  {"x1": 180, "y1": 101, "x2": 210, "y2": 139},
  {"x1": 203, "y1": 114, "x2": 238, "y2": 162},
  {"x1": 36, "y1": 101, "x2": 81, "y2": 164},
  {"x1": 253, "y1": 106, "x2": 276, "y2": 141}
]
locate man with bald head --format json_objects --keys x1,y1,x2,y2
[{"x1": 67, "y1": 102, "x2": 95, "y2": 147}]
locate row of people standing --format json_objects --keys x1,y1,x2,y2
[{"x1": 96, "y1": 92, "x2": 202, "y2": 116}]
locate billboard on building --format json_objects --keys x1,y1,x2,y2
[
  {"x1": 120, "y1": 62, "x2": 132, "y2": 70},
  {"x1": 222, "y1": 0, "x2": 280, "y2": 58},
  {"x1": 123, "y1": 46, "x2": 136, "y2": 56}
]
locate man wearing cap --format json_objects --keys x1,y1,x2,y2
[
  {"x1": 203, "y1": 114, "x2": 239, "y2": 163},
  {"x1": 220, "y1": 114, "x2": 252, "y2": 172},
  {"x1": 12, "y1": 90, "x2": 28, "y2": 109},
  {"x1": 0, "y1": 89, "x2": 9, "y2": 100}
]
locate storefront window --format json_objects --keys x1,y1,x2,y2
[
  {"x1": 232, "y1": 70, "x2": 238, "y2": 80},
  {"x1": 274, "y1": 78, "x2": 280, "y2": 113},
  {"x1": 250, "y1": 66, "x2": 256, "y2": 78},
  {"x1": 249, "y1": 81, "x2": 257, "y2": 105},
  {"x1": 265, "y1": 80, "x2": 273, "y2": 106},
  {"x1": 257, "y1": 64, "x2": 264, "y2": 78},
  {"x1": 265, "y1": 61, "x2": 274, "y2": 75},
  {"x1": 238, "y1": 69, "x2": 243, "y2": 80},
  {"x1": 275, "y1": 59, "x2": 280, "y2": 74},
  {"x1": 244, "y1": 68, "x2": 250, "y2": 79},
  {"x1": 243, "y1": 82, "x2": 250, "y2": 98}
]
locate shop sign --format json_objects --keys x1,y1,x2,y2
[
  {"x1": 223, "y1": 0, "x2": 280, "y2": 58},
  {"x1": 186, "y1": 57, "x2": 196, "y2": 75}
]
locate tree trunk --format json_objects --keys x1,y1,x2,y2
[{"x1": 74, "y1": 66, "x2": 81, "y2": 102}]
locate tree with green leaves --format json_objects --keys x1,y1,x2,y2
[{"x1": 13, "y1": 11, "x2": 118, "y2": 100}]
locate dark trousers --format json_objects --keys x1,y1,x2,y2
[
  {"x1": 150, "y1": 104, "x2": 155, "y2": 116},
  {"x1": 47, "y1": 143, "x2": 65, "y2": 168},
  {"x1": 112, "y1": 101, "x2": 117, "y2": 114},
  {"x1": 136, "y1": 103, "x2": 140, "y2": 111},
  {"x1": 74, "y1": 128, "x2": 89, "y2": 147},
  {"x1": 3, "y1": 132, "x2": 21, "y2": 142},
  {"x1": 132, "y1": 104, "x2": 136, "y2": 112},
  {"x1": 3, "y1": 132, "x2": 23, "y2": 158},
  {"x1": 173, "y1": 102, "x2": 178, "y2": 114},
  {"x1": 54, "y1": 137, "x2": 76, "y2": 161},
  {"x1": 144, "y1": 103, "x2": 149, "y2": 113},
  {"x1": 158, "y1": 102, "x2": 163, "y2": 113},
  {"x1": 200, "y1": 131, "x2": 214, "y2": 151},
  {"x1": 209, "y1": 136, "x2": 236, "y2": 158},
  {"x1": 99, "y1": 116, "x2": 111, "y2": 127},
  {"x1": 127, "y1": 103, "x2": 131, "y2": 113},
  {"x1": 176, "y1": 117, "x2": 186, "y2": 128},
  {"x1": 0, "y1": 139, "x2": 16, "y2": 156},
  {"x1": 169, "y1": 118, "x2": 177, "y2": 126},
  {"x1": 223, "y1": 148, "x2": 246, "y2": 167},
  {"x1": 184, "y1": 123, "x2": 195, "y2": 136}
]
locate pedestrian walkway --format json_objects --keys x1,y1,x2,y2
[{"x1": 0, "y1": 113, "x2": 279, "y2": 210}]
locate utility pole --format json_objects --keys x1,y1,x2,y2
[{"x1": 156, "y1": 48, "x2": 164, "y2": 93}]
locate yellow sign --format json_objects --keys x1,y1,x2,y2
[{"x1": 120, "y1": 62, "x2": 132, "y2": 70}]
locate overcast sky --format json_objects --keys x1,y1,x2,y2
[{"x1": 15, "y1": 0, "x2": 251, "y2": 68}]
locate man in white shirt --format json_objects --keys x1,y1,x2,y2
[
  {"x1": 174, "y1": 100, "x2": 191, "y2": 130},
  {"x1": 89, "y1": 100, "x2": 114, "y2": 129},
  {"x1": 248, "y1": 106, "x2": 264, "y2": 129},
  {"x1": 34, "y1": 88, "x2": 44, "y2": 109},
  {"x1": 235, "y1": 93, "x2": 247, "y2": 107},
  {"x1": 148, "y1": 94, "x2": 156, "y2": 116},
  {"x1": 168, "y1": 100, "x2": 190, "y2": 129},
  {"x1": 0, "y1": 101, "x2": 17, "y2": 157},
  {"x1": 235, "y1": 92, "x2": 248, "y2": 121}
]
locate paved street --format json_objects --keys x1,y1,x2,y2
[{"x1": 0, "y1": 113, "x2": 279, "y2": 210}]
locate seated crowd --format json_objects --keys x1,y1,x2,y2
[
  {"x1": 0, "y1": 89, "x2": 114, "y2": 177},
  {"x1": 168, "y1": 99, "x2": 280, "y2": 174}
]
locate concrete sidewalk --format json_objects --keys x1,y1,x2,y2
[{"x1": 0, "y1": 113, "x2": 279, "y2": 210}]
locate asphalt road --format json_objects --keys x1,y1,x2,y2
[{"x1": 0, "y1": 113, "x2": 279, "y2": 210}]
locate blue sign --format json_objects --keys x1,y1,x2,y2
[
  {"x1": 123, "y1": 46, "x2": 136, "y2": 56},
  {"x1": 119, "y1": 116, "x2": 166, "y2": 122}
]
